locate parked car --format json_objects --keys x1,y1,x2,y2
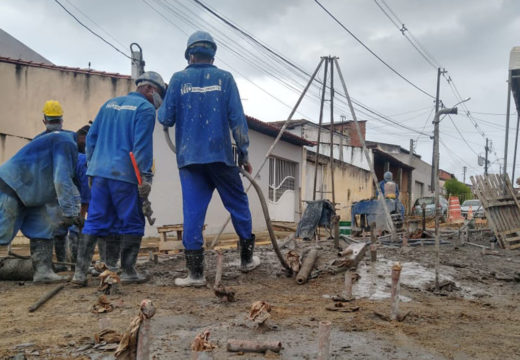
[
  {"x1": 461, "y1": 199, "x2": 485, "y2": 218},
  {"x1": 413, "y1": 196, "x2": 448, "y2": 219}
]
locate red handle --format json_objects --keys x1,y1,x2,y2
[{"x1": 129, "y1": 152, "x2": 142, "y2": 185}]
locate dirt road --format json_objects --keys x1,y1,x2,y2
[{"x1": 1, "y1": 234, "x2": 519, "y2": 359}]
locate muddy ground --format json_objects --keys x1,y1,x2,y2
[{"x1": 1, "y1": 230, "x2": 520, "y2": 360}]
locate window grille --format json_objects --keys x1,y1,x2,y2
[{"x1": 268, "y1": 157, "x2": 297, "y2": 202}]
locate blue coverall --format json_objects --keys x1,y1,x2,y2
[
  {"x1": 83, "y1": 92, "x2": 155, "y2": 236},
  {"x1": 158, "y1": 63, "x2": 252, "y2": 250},
  {"x1": 0, "y1": 132, "x2": 80, "y2": 245}
]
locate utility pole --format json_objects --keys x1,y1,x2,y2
[
  {"x1": 504, "y1": 70, "x2": 512, "y2": 178},
  {"x1": 408, "y1": 139, "x2": 414, "y2": 214},
  {"x1": 433, "y1": 106, "x2": 459, "y2": 292},
  {"x1": 512, "y1": 114, "x2": 520, "y2": 183},
  {"x1": 431, "y1": 68, "x2": 446, "y2": 191},
  {"x1": 485, "y1": 138, "x2": 489, "y2": 175},
  {"x1": 463, "y1": 166, "x2": 467, "y2": 184}
]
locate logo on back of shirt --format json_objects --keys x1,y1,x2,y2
[
  {"x1": 181, "y1": 82, "x2": 222, "y2": 95},
  {"x1": 106, "y1": 102, "x2": 137, "y2": 111}
]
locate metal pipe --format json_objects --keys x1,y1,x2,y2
[{"x1": 296, "y1": 248, "x2": 318, "y2": 284}]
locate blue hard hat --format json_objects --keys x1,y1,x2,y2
[
  {"x1": 184, "y1": 30, "x2": 217, "y2": 60},
  {"x1": 384, "y1": 171, "x2": 393, "y2": 181}
]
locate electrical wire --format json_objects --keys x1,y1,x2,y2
[
  {"x1": 53, "y1": 0, "x2": 132, "y2": 59},
  {"x1": 313, "y1": 0, "x2": 435, "y2": 99}
]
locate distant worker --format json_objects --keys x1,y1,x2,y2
[
  {"x1": 159, "y1": 30, "x2": 259, "y2": 288},
  {"x1": 0, "y1": 132, "x2": 81, "y2": 283},
  {"x1": 379, "y1": 171, "x2": 399, "y2": 199},
  {"x1": 72, "y1": 71, "x2": 166, "y2": 286}
]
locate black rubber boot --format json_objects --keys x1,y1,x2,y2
[
  {"x1": 239, "y1": 234, "x2": 260, "y2": 273},
  {"x1": 105, "y1": 235, "x2": 120, "y2": 272},
  {"x1": 30, "y1": 238, "x2": 67, "y2": 283},
  {"x1": 67, "y1": 232, "x2": 79, "y2": 264},
  {"x1": 53, "y1": 235, "x2": 68, "y2": 272},
  {"x1": 174, "y1": 249, "x2": 206, "y2": 287},
  {"x1": 71, "y1": 234, "x2": 98, "y2": 286},
  {"x1": 120, "y1": 235, "x2": 148, "y2": 284},
  {"x1": 97, "y1": 237, "x2": 107, "y2": 264}
]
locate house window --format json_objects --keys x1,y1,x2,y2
[{"x1": 268, "y1": 157, "x2": 297, "y2": 202}]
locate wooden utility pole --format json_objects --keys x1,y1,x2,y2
[
  {"x1": 463, "y1": 166, "x2": 467, "y2": 184},
  {"x1": 504, "y1": 70, "x2": 512, "y2": 178},
  {"x1": 431, "y1": 68, "x2": 442, "y2": 192},
  {"x1": 485, "y1": 138, "x2": 489, "y2": 175}
]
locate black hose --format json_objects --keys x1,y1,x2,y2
[{"x1": 239, "y1": 168, "x2": 292, "y2": 273}]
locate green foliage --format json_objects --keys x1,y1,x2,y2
[{"x1": 444, "y1": 178, "x2": 472, "y2": 202}]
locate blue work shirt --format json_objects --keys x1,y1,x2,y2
[
  {"x1": 378, "y1": 180, "x2": 399, "y2": 199},
  {"x1": 87, "y1": 92, "x2": 155, "y2": 184},
  {"x1": 0, "y1": 132, "x2": 80, "y2": 217},
  {"x1": 76, "y1": 153, "x2": 90, "y2": 204},
  {"x1": 158, "y1": 63, "x2": 249, "y2": 168},
  {"x1": 34, "y1": 129, "x2": 77, "y2": 142}
]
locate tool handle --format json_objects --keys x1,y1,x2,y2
[{"x1": 129, "y1": 152, "x2": 142, "y2": 185}]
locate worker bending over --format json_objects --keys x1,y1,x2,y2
[
  {"x1": 159, "y1": 30, "x2": 259, "y2": 288},
  {"x1": 0, "y1": 132, "x2": 81, "y2": 283},
  {"x1": 72, "y1": 71, "x2": 165, "y2": 286},
  {"x1": 379, "y1": 171, "x2": 399, "y2": 199}
]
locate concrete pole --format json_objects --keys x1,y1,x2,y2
[
  {"x1": 434, "y1": 107, "x2": 458, "y2": 291},
  {"x1": 485, "y1": 138, "x2": 489, "y2": 176},
  {"x1": 431, "y1": 68, "x2": 442, "y2": 192},
  {"x1": 512, "y1": 114, "x2": 520, "y2": 183},
  {"x1": 504, "y1": 71, "x2": 512, "y2": 178}
]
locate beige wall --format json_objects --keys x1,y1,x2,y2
[
  {"x1": 305, "y1": 157, "x2": 373, "y2": 221},
  {"x1": 0, "y1": 60, "x2": 132, "y2": 162}
]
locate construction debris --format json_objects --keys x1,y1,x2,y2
[
  {"x1": 94, "y1": 329, "x2": 121, "y2": 344},
  {"x1": 390, "y1": 262, "x2": 402, "y2": 321},
  {"x1": 226, "y1": 339, "x2": 282, "y2": 354},
  {"x1": 296, "y1": 248, "x2": 318, "y2": 284},
  {"x1": 249, "y1": 300, "x2": 271, "y2": 325},
  {"x1": 213, "y1": 251, "x2": 235, "y2": 302},
  {"x1": 191, "y1": 330, "x2": 216, "y2": 352},
  {"x1": 332, "y1": 243, "x2": 368, "y2": 270},
  {"x1": 317, "y1": 321, "x2": 331, "y2": 360},
  {"x1": 91, "y1": 295, "x2": 113, "y2": 314},
  {"x1": 98, "y1": 269, "x2": 121, "y2": 295},
  {"x1": 115, "y1": 299, "x2": 156, "y2": 360},
  {"x1": 285, "y1": 250, "x2": 301, "y2": 273}
]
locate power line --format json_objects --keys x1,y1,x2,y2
[
  {"x1": 53, "y1": 0, "x2": 132, "y2": 59},
  {"x1": 313, "y1": 0, "x2": 435, "y2": 99}
]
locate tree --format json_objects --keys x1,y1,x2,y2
[{"x1": 444, "y1": 178, "x2": 472, "y2": 202}]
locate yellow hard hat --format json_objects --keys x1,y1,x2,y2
[{"x1": 42, "y1": 100, "x2": 63, "y2": 117}]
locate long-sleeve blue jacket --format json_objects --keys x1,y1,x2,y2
[
  {"x1": 158, "y1": 63, "x2": 249, "y2": 168},
  {"x1": 87, "y1": 92, "x2": 155, "y2": 184},
  {"x1": 0, "y1": 132, "x2": 80, "y2": 217},
  {"x1": 76, "y1": 153, "x2": 90, "y2": 204}
]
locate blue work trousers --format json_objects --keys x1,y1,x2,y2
[
  {"x1": 179, "y1": 163, "x2": 252, "y2": 250},
  {"x1": 0, "y1": 192, "x2": 56, "y2": 245},
  {"x1": 83, "y1": 177, "x2": 144, "y2": 236}
]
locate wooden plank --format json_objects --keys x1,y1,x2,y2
[
  {"x1": 487, "y1": 200, "x2": 516, "y2": 207},
  {"x1": 509, "y1": 243, "x2": 520, "y2": 250},
  {"x1": 472, "y1": 176, "x2": 505, "y2": 248},
  {"x1": 500, "y1": 228, "x2": 520, "y2": 236},
  {"x1": 505, "y1": 175, "x2": 520, "y2": 210}
]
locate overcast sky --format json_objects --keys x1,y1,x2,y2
[{"x1": 1, "y1": 0, "x2": 519, "y2": 181}]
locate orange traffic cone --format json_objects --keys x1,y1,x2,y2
[
  {"x1": 448, "y1": 196, "x2": 463, "y2": 221},
  {"x1": 467, "y1": 205, "x2": 473, "y2": 220}
]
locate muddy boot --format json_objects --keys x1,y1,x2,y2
[
  {"x1": 53, "y1": 235, "x2": 68, "y2": 272},
  {"x1": 174, "y1": 249, "x2": 206, "y2": 287},
  {"x1": 97, "y1": 237, "x2": 107, "y2": 264},
  {"x1": 105, "y1": 235, "x2": 120, "y2": 272},
  {"x1": 30, "y1": 238, "x2": 67, "y2": 283},
  {"x1": 71, "y1": 234, "x2": 98, "y2": 286},
  {"x1": 120, "y1": 235, "x2": 148, "y2": 284},
  {"x1": 68, "y1": 231, "x2": 79, "y2": 264},
  {"x1": 239, "y1": 234, "x2": 260, "y2": 273}
]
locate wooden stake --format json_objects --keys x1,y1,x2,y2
[
  {"x1": 390, "y1": 262, "x2": 402, "y2": 321},
  {"x1": 344, "y1": 271, "x2": 353, "y2": 299},
  {"x1": 317, "y1": 321, "x2": 331, "y2": 360}
]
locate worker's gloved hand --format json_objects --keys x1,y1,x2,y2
[
  {"x1": 241, "y1": 161, "x2": 253, "y2": 175},
  {"x1": 142, "y1": 199, "x2": 153, "y2": 217},
  {"x1": 138, "y1": 181, "x2": 152, "y2": 199},
  {"x1": 62, "y1": 216, "x2": 84, "y2": 228}
]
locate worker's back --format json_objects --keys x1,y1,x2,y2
[
  {"x1": 160, "y1": 63, "x2": 248, "y2": 168},
  {"x1": 0, "y1": 131, "x2": 78, "y2": 211},
  {"x1": 86, "y1": 92, "x2": 155, "y2": 184}
]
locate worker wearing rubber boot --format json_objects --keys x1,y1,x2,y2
[
  {"x1": 34, "y1": 101, "x2": 78, "y2": 272},
  {"x1": 158, "y1": 30, "x2": 259, "y2": 288},
  {"x1": 72, "y1": 71, "x2": 166, "y2": 286},
  {"x1": 379, "y1": 171, "x2": 399, "y2": 200},
  {"x1": 0, "y1": 132, "x2": 81, "y2": 283},
  {"x1": 68, "y1": 125, "x2": 92, "y2": 265}
]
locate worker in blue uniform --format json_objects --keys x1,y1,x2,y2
[
  {"x1": 158, "y1": 30, "x2": 259, "y2": 288},
  {"x1": 34, "y1": 100, "x2": 77, "y2": 272},
  {"x1": 379, "y1": 171, "x2": 399, "y2": 199},
  {"x1": 72, "y1": 71, "x2": 166, "y2": 286},
  {"x1": 0, "y1": 132, "x2": 81, "y2": 283}
]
